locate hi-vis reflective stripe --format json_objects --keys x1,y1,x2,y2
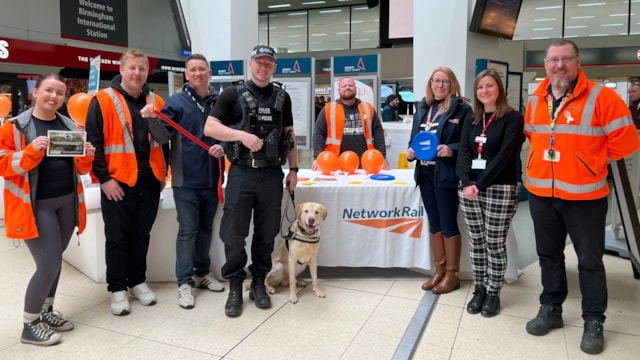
[
  {"x1": 361, "y1": 103, "x2": 373, "y2": 146},
  {"x1": 10, "y1": 125, "x2": 25, "y2": 174},
  {"x1": 327, "y1": 103, "x2": 339, "y2": 146},
  {"x1": 528, "y1": 177, "x2": 607, "y2": 194},
  {"x1": 104, "y1": 88, "x2": 135, "y2": 155},
  {"x1": 78, "y1": 189, "x2": 85, "y2": 203},
  {"x1": 4, "y1": 178, "x2": 31, "y2": 204},
  {"x1": 524, "y1": 85, "x2": 631, "y2": 136}
]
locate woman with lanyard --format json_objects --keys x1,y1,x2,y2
[
  {"x1": 407, "y1": 67, "x2": 472, "y2": 294},
  {"x1": 0, "y1": 73, "x2": 95, "y2": 345},
  {"x1": 456, "y1": 69, "x2": 524, "y2": 317}
]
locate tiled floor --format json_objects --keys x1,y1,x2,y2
[{"x1": 0, "y1": 201, "x2": 638, "y2": 359}]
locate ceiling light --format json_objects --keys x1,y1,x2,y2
[
  {"x1": 346, "y1": 20, "x2": 364, "y2": 23},
  {"x1": 302, "y1": 1, "x2": 326, "y2": 4},
  {"x1": 287, "y1": 12, "x2": 307, "y2": 16},
  {"x1": 600, "y1": 23, "x2": 624, "y2": 26},
  {"x1": 311, "y1": 33, "x2": 328, "y2": 36},
  {"x1": 288, "y1": 42, "x2": 301, "y2": 46},
  {"x1": 288, "y1": 25, "x2": 305, "y2": 28},
  {"x1": 319, "y1": 9, "x2": 342, "y2": 13},
  {"x1": 588, "y1": 33, "x2": 609, "y2": 36},
  {"x1": 353, "y1": 6, "x2": 369, "y2": 10},
  {"x1": 354, "y1": 38, "x2": 370, "y2": 42},
  {"x1": 288, "y1": 34, "x2": 302, "y2": 37},
  {"x1": 268, "y1": 4, "x2": 291, "y2": 9},
  {"x1": 532, "y1": 28, "x2": 554, "y2": 31},
  {"x1": 570, "y1": 16, "x2": 595, "y2": 19},
  {"x1": 534, "y1": 18, "x2": 557, "y2": 22},
  {"x1": 566, "y1": 25, "x2": 587, "y2": 28},
  {"x1": 535, "y1": 6, "x2": 562, "y2": 9},
  {"x1": 577, "y1": 2, "x2": 606, "y2": 6},
  {"x1": 336, "y1": 32, "x2": 352, "y2": 35},
  {"x1": 610, "y1": 13, "x2": 634, "y2": 16}
]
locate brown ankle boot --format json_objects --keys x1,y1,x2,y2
[
  {"x1": 432, "y1": 235, "x2": 461, "y2": 294},
  {"x1": 422, "y1": 232, "x2": 445, "y2": 290}
]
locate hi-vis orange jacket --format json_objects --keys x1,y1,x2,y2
[
  {"x1": 95, "y1": 88, "x2": 166, "y2": 186},
  {"x1": 0, "y1": 108, "x2": 93, "y2": 239},
  {"x1": 323, "y1": 101, "x2": 375, "y2": 157},
  {"x1": 524, "y1": 70, "x2": 640, "y2": 200}
]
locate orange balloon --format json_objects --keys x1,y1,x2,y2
[
  {"x1": 0, "y1": 94, "x2": 11, "y2": 118},
  {"x1": 339, "y1": 151, "x2": 359, "y2": 174},
  {"x1": 67, "y1": 93, "x2": 93, "y2": 126},
  {"x1": 361, "y1": 149, "x2": 384, "y2": 174},
  {"x1": 317, "y1": 151, "x2": 339, "y2": 175}
]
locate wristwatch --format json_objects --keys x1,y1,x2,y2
[{"x1": 289, "y1": 167, "x2": 299, "y2": 173}]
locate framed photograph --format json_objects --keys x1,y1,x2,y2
[{"x1": 47, "y1": 130, "x2": 86, "y2": 157}]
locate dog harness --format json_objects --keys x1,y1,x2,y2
[{"x1": 285, "y1": 220, "x2": 320, "y2": 264}]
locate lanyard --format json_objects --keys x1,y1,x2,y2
[
  {"x1": 476, "y1": 112, "x2": 496, "y2": 155},
  {"x1": 545, "y1": 91, "x2": 571, "y2": 158},
  {"x1": 184, "y1": 86, "x2": 207, "y2": 114},
  {"x1": 424, "y1": 105, "x2": 438, "y2": 130}
]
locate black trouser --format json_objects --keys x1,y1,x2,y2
[
  {"x1": 102, "y1": 178, "x2": 161, "y2": 292},
  {"x1": 220, "y1": 165, "x2": 283, "y2": 282},
  {"x1": 529, "y1": 194, "x2": 608, "y2": 322}
]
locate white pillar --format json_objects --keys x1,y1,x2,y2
[{"x1": 181, "y1": 0, "x2": 258, "y2": 61}]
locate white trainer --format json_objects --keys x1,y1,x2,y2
[
  {"x1": 195, "y1": 273, "x2": 225, "y2": 292},
  {"x1": 178, "y1": 283, "x2": 195, "y2": 309},
  {"x1": 130, "y1": 283, "x2": 157, "y2": 306},
  {"x1": 110, "y1": 290, "x2": 130, "y2": 316}
]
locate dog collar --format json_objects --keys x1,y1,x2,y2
[{"x1": 286, "y1": 229, "x2": 320, "y2": 244}]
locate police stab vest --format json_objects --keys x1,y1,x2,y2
[{"x1": 229, "y1": 81, "x2": 286, "y2": 162}]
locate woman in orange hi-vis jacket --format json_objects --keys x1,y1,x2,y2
[{"x1": 0, "y1": 73, "x2": 95, "y2": 346}]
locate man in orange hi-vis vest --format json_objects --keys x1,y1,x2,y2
[
  {"x1": 86, "y1": 49, "x2": 168, "y2": 317},
  {"x1": 312, "y1": 77, "x2": 390, "y2": 170},
  {"x1": 523, "y1": 39, "x2": 640, "y2": 355}
]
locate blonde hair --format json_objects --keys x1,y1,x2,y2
[
  {"x1": 425, "y1": 67, "x2": 462, "y2": 116},
  {"x1": 120, "y1": 48, "x2": 149, "y2": 69}
]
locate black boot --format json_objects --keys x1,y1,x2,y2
[
  {"x1": 249, "y1": 276, "x2": 271, "y2": 309},
  {"x1": 466, "y1": 285, "x2": 486, "y2": 314},
  {"x1": 225, "y1": 281, "x2": 243, "y2": 317},
  {"x1": 481, "y1": 294, "x2": 500, "y2": 317}
]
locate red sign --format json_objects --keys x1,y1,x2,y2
[{"x1": 0, "y1": 37, "x2": 160, "y2": 73}]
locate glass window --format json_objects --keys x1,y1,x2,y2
[
  {"x1": 259, "y1": 14, "x2": 268, "y2": 46},
  {"x1": 513, "y1": 0, "x2": 563, "y2": 40},
  {"x1": 309, "y1": 7, "x2": 349, "y2": 52},
  {"x1": 564, "y1": 0, "x2": 629, "y2": 38},
  {"x1": 350, "y1": 5, "x2": 379, "y2": 49},
  {"x1": 630, "y1": 0, "x2": 640, "y2": 35},
  {"x1": 267, "y1": 11, "x2": 308, "y2": 54}
]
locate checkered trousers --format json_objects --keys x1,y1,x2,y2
[{"x1": 458, "y1": 184, "x2": 518, "y2": 296}]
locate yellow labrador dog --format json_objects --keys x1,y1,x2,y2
[{"x1": 265, "y1": 202, "x2": 328, "y2": 304}]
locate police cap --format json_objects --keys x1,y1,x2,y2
[{"x1": 251, "y1": 45, "x2": 277, "y2": 62}]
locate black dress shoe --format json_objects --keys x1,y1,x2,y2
[
  {"x1": 249, "y1": 277, "x2": 271, "y2": 309},
  {"x1": 225, "y1": 282, "x2": 243, "y2": 317},
  {"x1": 480, "y1": 295, "x2": 500, "y2": 317},
  {"x1": 466, "y1": 285, "x2": 486, "y2": 314}
]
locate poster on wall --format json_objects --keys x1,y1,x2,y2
[
  {"x1": 275, "y1": 79, "x2": 311, "y2": 149},
  {"x1": 60, "y1": 0, "x2": 128, "y2": 47}
]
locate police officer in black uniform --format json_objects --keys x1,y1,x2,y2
[{"x1": 204, "y1": 45, "x2": 298, "y2": 317}]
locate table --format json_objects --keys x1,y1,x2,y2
[{"x1": 61, "y1": 169, "x2": 521, "y2": 282}]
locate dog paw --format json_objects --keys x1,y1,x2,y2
[
  {"x1": 296, "y1": 280, "x2": 310, "y2": 288},
  {"x1": 314, "y1": 289, "x2": 326, "y2": 298},
  {"x1": 266, "y1": 286, "x2": 276, "y2": 294},
  {"x1": 289, "y1": 296, "x2": 299, "y2": 304}
]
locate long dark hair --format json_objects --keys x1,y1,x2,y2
[
  {"x1": 472, "y1": 69, "x2": 512, "y2": 124},
  {"x1": 34, "y1": 73, "x2": 65, "y2": 89}
]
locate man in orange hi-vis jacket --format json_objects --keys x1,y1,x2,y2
[{"x1": 523, "y1": 39, "x2": 640, "y2": 355}]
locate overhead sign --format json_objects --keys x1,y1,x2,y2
[
  {"x1": 60, "y1": 0, "x2": 128, "y2": 47},
  {"x1": 0, "y1": 37, "x2": 184, "y2": 74},
  {"x1": 274, "y1": 58, "x2": 312, "y2": 76},
  {"x1": 210, "y1": 60, "x2": 244, "y2": 77},
  {"x1": 333, "y1": 55, "x2": 378, "y2": 74}
]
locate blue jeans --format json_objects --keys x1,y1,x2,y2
[{"x1": 173, "y1": 187, "x2": 219, "y2": 287}]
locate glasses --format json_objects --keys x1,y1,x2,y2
[
  {"x1": 544, "y1": 56, "x2": 578, "y2": 65},
  {"x1": 431, "y1": 79, "x2": 451, "y2": 86}
]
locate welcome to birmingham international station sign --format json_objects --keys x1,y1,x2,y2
[{"x1": 60, "y1": 0, "x2": 128, "y2": 47}]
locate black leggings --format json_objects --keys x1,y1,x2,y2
[{"x1": 24, "y1": 193, "x2": 76, "y2": 314}]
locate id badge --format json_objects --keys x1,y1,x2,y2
[
  {"x1": 475, "y1": 136, "x2": 487, "y2": 144},
  {"x1": 472, "y1": 158, "x2": 486, "y2": 169},
  {"x1": 543, "y1": 149, "x2": 560, "y2": 162}
]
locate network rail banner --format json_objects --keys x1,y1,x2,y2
[{"x1": 60, "y1": 0, "x2": 128, "y2": 47}]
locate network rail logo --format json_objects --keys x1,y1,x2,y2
[{"x1": 342, "y1": 206, "x2": 424, "y2": 239}]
